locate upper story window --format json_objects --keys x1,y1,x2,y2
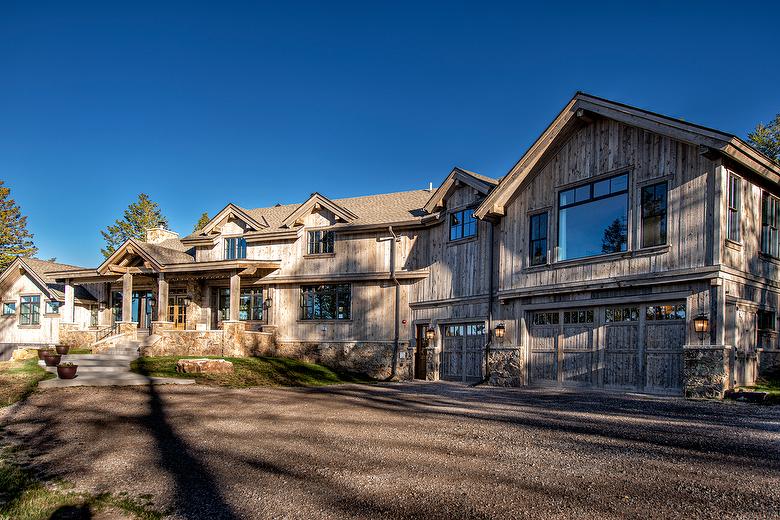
[
  {"x1": 44, "y1": 301, "x2": 61, "y2": 315},
  {"x1": 307, "y1": 230, "x2": 334, "y2": 255},
  {"x1": 641, "y1": 181, "x2": 668, "y2": 248},
  {"x1": 758, "y1": 310, "x2": 776, "y2": 331},
  {"x1": 529, "y1": 212, "x2": 548, "y2": 266},
  {"x1": 727, "y1": 173, "x2": 742, "y2": 243},
  {"x1": 2, "y1": 302, "x2": 15, "y2": 316},
  {"x1": 450, "y1": 209, "x2": 477, "y2": 241},
  {"x1": 224, "y1": 237, "x2": 247, "y2": 260},
  {"x1": 300, "y1": 284, "x2": 351, "y2": 320},
  {"x1": 20, "y1": 295, "x2": 40, "y2": 326},
  {"x1": 558, "y1": 173, "x2": 628, "y2": 261},
  {"x1": 761, "y1": 191, "x2": 780, "y2": 258}
]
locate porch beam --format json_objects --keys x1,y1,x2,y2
[
  {"x1": 229, "y1": 271, "x2": 241, "y2": 321},
  {"x1": 122, "y1": 272, "x2": 133, "y2": 323}
]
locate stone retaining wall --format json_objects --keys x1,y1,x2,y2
[
  {"x1": 683, "y1": 345, "x2": 731, "y2": 399},
  {"x1": 59, "y1": 323, "x2": 100, "y2": 349},
  {"x1": 758, "y1": 349, "x2": 780, "y2": 377},
  {"x1": 142, "y1": 328, "x2": 275, "y2": 358},
  {"x1": 276, "y1": 341, "x2": 413, "y2": 380}
]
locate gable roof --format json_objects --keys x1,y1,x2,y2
[
  {"x1": 475, "y1": 92, "x2": 780, "y2": 219},
  {"x1": 423, "y1": 167, "x2": 499, "y2": 213},
  {"x1": 97, "y1": 238, "x2": 194, "y2": 275},
  {"x1": 280, "y1": 192, "x2": 359, "y2": 228},
  {"x1": 195, "y1": 203, "x2": 269, "y2": 238},
  {"x1": 0, "y1": 257, "x2": 97, "y2": 301}
]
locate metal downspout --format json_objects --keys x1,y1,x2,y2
[{"x1": 387, "y1": 226, "x2": 401, "y2": 381}]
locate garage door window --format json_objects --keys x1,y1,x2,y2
[
  {"x1": 605, "y1": 307, "x2": 639, "y2": 322},
  {"x1": 646, "y1": 304, "x2": 686, "y2": 321},
  {"x1": 563, "y1": 309, "x2": 594, "y2": 324},
  {"x1": 445, "y1": 324, "x2": 485, "y2": 336},
  {"x1": 532, "y1": 312, "x2": 559, "y2": 325}
]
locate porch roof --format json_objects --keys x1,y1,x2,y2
[{"x1": 49, "y1": 259, "x2": 282, "y2": 283}]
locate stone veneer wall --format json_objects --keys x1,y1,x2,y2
[
  {"x1": 142, "y1": 327, "x2": 274, "y2": 358},
  {"x1": 758, "y1": 349, "x2": 780, "y2": 376},
  {"x1": 487, "y1": 347, "x2": 522, "y2": 387},
  {"x1": 682, "y1": 345, "x2": 732, "y2": 398},
  {"x1": 58, "y1": 323, "x2": 100, "y2": 349},
  {"x1": 276, "y1": 341, "x2": 413, "y2": 380}
]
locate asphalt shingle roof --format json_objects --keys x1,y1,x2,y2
[{"x1": 19, "y1": 258, "x2": 98, "y2": 301}]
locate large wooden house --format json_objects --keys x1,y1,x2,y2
[{"x1": 7, "y1": 93, "x2": 777, "y2": 397}]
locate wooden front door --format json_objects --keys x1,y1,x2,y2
[
  {"x1": 414, "y1": 325, "x2": 428, "y2": 379},
  {"x1": 168, "y1": 295, "x2": 187, "y2": 330}
]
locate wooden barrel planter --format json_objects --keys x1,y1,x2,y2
[{"x1": 57, "y1": 363, "x2": 78, "y2": 379}]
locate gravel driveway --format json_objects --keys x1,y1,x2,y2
[{"x1": 2, "y1": 382, "x2": 779, "y2": 519}]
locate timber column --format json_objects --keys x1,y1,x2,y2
[
  {"x1": 117, "y1": 271, "x2": 137, "y2": 339},
  {"x1": 151, "y1": 273, "x2": 174, "y2": 333},
  {"x1": 221, "y1": 270, "x2": 245, "y2": 357}
]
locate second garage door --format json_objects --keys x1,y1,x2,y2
[
  {"x1": 527, "y1": 303, "x2": 686, "y2": 395},
  {"x1": 440, "y1": 323, "x2": 485, "y2": 383}
]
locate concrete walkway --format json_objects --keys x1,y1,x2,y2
[{"x1": 38, "y1": 340, "x2": 194, "y2": 389}]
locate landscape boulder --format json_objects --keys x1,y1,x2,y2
[{"x1": 176, "y1": 358, "x2": 234, "y2": 374}]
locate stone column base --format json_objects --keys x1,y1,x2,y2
[
  {"x1": 683, "y1": 345, "x2": 732, "y2": 399},
  {"x1": 151, "y1": 321, "x2": 174, "y2": 333},
  {"x1": 488, "y1": 347, "x2": 521, "y2": 387},
  {"x1": 116, "y1": 321, "x2": 138, "y2": 340}
]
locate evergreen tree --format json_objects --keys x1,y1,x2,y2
[
  {"x1": 601, "y1": 218, "x2": 627, "y2": 254},
  {"x1": 193, "y1": 212, "x2": 210, "y2": 233},
  {"x1": 0, "y1": 181, "x2": 37, "y2": 269},
  {"x1": 100, "y1": 193, "x2": 168, "y2": 258},
  {"x1": 748, "y1": 113, "x2": 780, "y2": 164}
]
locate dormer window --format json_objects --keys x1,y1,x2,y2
[
  {"x1": 224, "y1": 237, "x2": 247, "y2": 260},
  {"x1": 307, "y1": 230, "x2": 335, "y2": 255},
  {"x1": 450, "y1": 209, "x2": 477, "y2": 241}
]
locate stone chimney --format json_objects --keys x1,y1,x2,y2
[{"x1": 145, "y1": 221, "x2": 179, "y2": 244}]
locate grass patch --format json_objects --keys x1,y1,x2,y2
[
  {"x1": 0, "y1": 359, "x2": 52, "y2": 407},
  {"x1": 741, "y1": 371, "x2": 780, "y2": 405},
  {"x1": 0, "y1": 448, "x2": 162, "y2": 520},
  {"x1": 131, "y1": 356, "x2": 373, "y2": 388}
]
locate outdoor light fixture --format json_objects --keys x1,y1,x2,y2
[
  {"x1": 694, "y1": 314, "x2": 710, "y2": 342},
  {"x1": 264, "y1": 297, "x2": 273, "y2": 309},
  {"x1": 425, "y1": 327, "x2": 435, "y2": 341},
  {"x1": 494, "y1": 323, "x2": 506, "y2": 339},
  {"x1": 99, "y1": 302, "x2": 106, "y2": 311}
]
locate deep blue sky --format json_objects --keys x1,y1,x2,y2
[{"x1": 2, "y1": 1, "x2": 779, "y2": 266}]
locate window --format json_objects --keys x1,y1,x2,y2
[
  {"x1": 558, "y1": 173, "x2": 629, "y2": 261},
  {"x1": 217, "y1": 288, "x2": 231, "y2": 321},
  {"x1": 445, "y1": 324, "x2": 485, "y2": 337},
  {"x1": 531, "y1": 312, "x2": 559, "y2": 326},
  {"x1": 111, "y1": 291, "x2": 122, "y2": 323},
  {"x1": 758, "y1": 310, "x2": 776, "y2": 331},
  {"x1": 761, "y1": 192, "x2": 780, "y2": 258},
  {"x1": 2, "y1": 302, "x2": 15, "y2": 316},
  {"x1": 224, "y1": 237, "x2": 247, "y2": 260},
  {"x1": 300, "y1": 284, "x2": 351, "y2": 320},
  {"x1": 307, "y1": 230, "x2": 335, "y2": 255},
  {"x1": 563, "y1": 309, "x2": 594, "y2": 324},
  {"x1": 90, "y1": 305, "x2": 99, "y2": 327},
  {"x1": 44, "y1": 301, "x2": 61, "y2": 315},
  {"x1": 605, "y1": 307, "x2": 639, "y2": 322},
  {"x1": 449, "y1": 209, "x2": 477, "y2": 241},
  {"x1": 529, "y1": 212, "x2": 548, "y2": 266},
  {"x1": 239, "y1": 289, "x2": 264, "y2": 321},
  {"x1": 19, "y1": 295, "x2": 40, "y2": 326},
  {"x1": 641, "y1": 181, "x2": 668, "y2": 248},
  {"x1": 646, "y1": 304, "x2": 686, "y2": 321},
  {"x1": 726, "y1": 174, "x2": 741, "y2": 243}
]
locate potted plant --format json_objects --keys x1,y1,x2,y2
[
  {"x1": 37, "y1": 348, "x2": 53, "y2": 360},
  {"x1": 57, "y1": 362, "x2": 78, "y2": 379},
  {"x1": 43, "y1": 352, "x2": 61, "y2": 367},
  {"x1": 55, "y1": 344, "x2": 70, "y2": 355}
]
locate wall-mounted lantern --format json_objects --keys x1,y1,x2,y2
[
  {"x1": 264, "y1": 296, "x2": 273, "y2": 309},
  {"x1": 425, "y1": 327, "x2": 435, "y2": 341},
  {"x1": 99, "y1": 302, "x2": 106, "y2": 311},
  {"x1": 494, "y1": 323, "x2": 506, "y2": 339},
  {"x1": 693, "y1": 314, "x2": 710, "y2": 342},
  {"x1": 183, "y1": 296, "x2": 192, "y2": 306}
]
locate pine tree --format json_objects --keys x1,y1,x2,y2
[
  {"x1": 0, "y1": 181, "x2": 38, "y2": 269},
  {"x1": 601, "y1": 218, "x2": 627, "y2": 254},
  {"x1": 100, "y1": 193, "x2": 168, "y2": 258},
  {"x1": 748, "y1": 114, "x2": 780, "y2": 164},
  {"x1": 193, "y1": 212, "x2": 210, "y2": 233}
]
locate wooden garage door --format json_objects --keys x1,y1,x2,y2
[
  {"x1": 440, "y1": 323, "x2": 485, "y2": 383},
  {"x1": 529, "y1": 303, "x2": 685, "y2": 395}
]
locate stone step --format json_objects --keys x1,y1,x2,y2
[
  {"x1": 57, "y1": 358, "x2": 135, "y2": 367},
  {"x1": 60, "y1": 354, "x2": 136, "y2": 363},
  {"x1": 38, "y1": 373, "x2": 195, "y2": 388},
  {"x1": 45, "y1": 365, "x2": 130, "y2": 374}
]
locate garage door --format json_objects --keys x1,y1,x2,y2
[
  {"x1": 440, "y1": 323, "x2": 485, "y2": 383},
  {"x1": 528, "y1": 303, "x2": 685, "y2": 395}
]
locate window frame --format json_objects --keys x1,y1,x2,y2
[
  {"x1": 300, "y1": 284, "x2": 352, "y2": 321},
  {"x1": 640, "y1": 180, "x2": 669, "y2": 248},
  {"x1": 726, "y1": 173, "x2": 742, "y2": 243},
  {"x1": 2, "y1": 302, "x2": 15, "y2": 316},
  {"x1": 528, "y1": 211, "x2": 549, "y2": 266},
  {"x1": 449, "y1": 208, "x2": 478, "y2": 242},
  {"x1": 223, "y1": 236, "x2": 247, "y2": 260},
  {"x1": 758, "y1": 310, "x2": 776, "y2": 332},
  {"x1": 19, "y1": 295, "x2": 41, "y2": 326},
  {"x1": 239, "y1": 288, "x2": 264, "y2": 321},
  {"x1": 761, "y1": 191, "x2": 780, "y2": 259},
  {"x1": 556, "y1": 172, "x2": 630, "y2": 262},
  {"x1": 307, "y1": 230, "x2": 335, "y2": 255},
  {"x1": 44, "y1": 300, "x2": 61, "y2": 315}
]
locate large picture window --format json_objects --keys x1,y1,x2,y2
[
  {"x1": 641, "y1": 181, "x2": 668, "y2": 248},
  {"x1": 300, "y1": 284, "x2": 351, "y2": 320},
  {"x1": 449, "y1": 209, "x2": 477, "y2": 241},
  {"x1": 224, "y1": 237, "x2": 247, "y2": 260},
  {"x1": 762, "y1": 192, "x2": 780, "y2": 258},
  {"x1": 307, "y1": 230, "x2": 335, "y2": 255},
  {"x1": 20, "y1": 295, "x2": 40, "y2": 326},
  {"x1": 727, "y1": 173, "x2": 741, "y2": 242},
  {"x1": 529, "y1": 212, "x2": 548, "y2": 266},
  {"x1": 239, "y1": 289, "x2": 264, "y2": 321},
  {"x1": 558, "y1": 173, "x2": 629, "y2": 261}
]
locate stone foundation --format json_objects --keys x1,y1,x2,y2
[
  {"x1": 425, "y1": 347, "x2": 439, "y2": 381},
  {"x1": 683, "y1": 345, "x2": 732, "y2": 399},
  {"x1": 276, "y1": 341, "x2": 413, "y2": 380},
  {"x1": 142, "y1": 327, "x2": 275, "y2": 358},
  {"x1": 758, "y1": 349, "x2": 780, "y2": 377},
  {"x1": 58, "y1": 323, "x2": 100, "y2": 349},
  {"x1": 116, "y1": 321, "x2": 138, "y2": 340},
  {"x1": 487, "y1": 348, "x2": 521, "y2": 387}
]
